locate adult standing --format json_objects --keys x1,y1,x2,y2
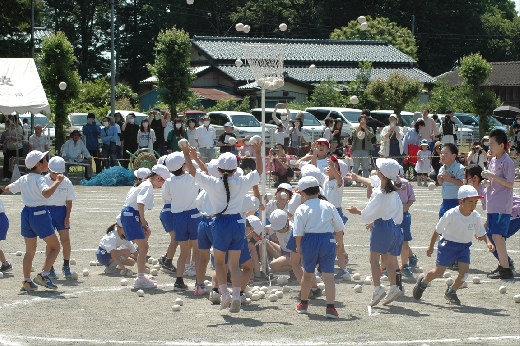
[
  {"x1": 330, "y1": 119, "x2": 349, "y2": 157},
  {"x1": 29, "y1": 124, "x2": 49, "y2": 152},
  {"x1": 82, "y1": 113, "x2": 101, "y2": 174},
  {"x1": 379, "y1": 114, "x2": 404, "y2": 161},
  {"x1": 22, "y1": 118, "x2": 30, "y2": 156},
  {"x1": 288, "y1": 118, "x2": 305, "y2": 157},
  {"x1": 100, "y1": 116, "x2": 119, "y2": 169},
  {"x1": 194, "y1": 115, "x2": 216, "y2": 163},
  {"x1": 113, "y1": 112, "x2": 125, "y2": 164},
  {"x1": 402, "y1": 119, "x2": 425, "y2": 155},
  {"x1": 417, "y1": 108, "x2": 438, "y2": 152},
  {"x1": 166, "y1": 118, "x2": 187, "y2": 153},
  {"x1": 363, "y1": 109, "x2": 384, "y2": 144},
  {"x1": 163, "y1": 111, "x2": 173, "y2": 146},
  {"x1": 137, "y1": 118, "x2": 156, "y2": 153},
  {"x1": 121, "y1": 113, "x2": 139, "y2": 169},
  {"x1": 466, "y1": 142, "x2": 487, "y2": 170},
  {"x1": 441, "y1": 110, "x2": 457, "y2": 145},
  {"x1": 149, "y1": 108, "x2": 166, "y2": 155},
  {"x1": 2, "y1": 113, "x2": 23, "y2": 182},
  {"x1": 61, "y1": 130, "x2": 93, "y2": 179},
  {"x1": 272, "y1": 103, "x2": 291, "y2": 151},
  {"x1": 350, "y1": 113, "x2": 375, "y2": 178},
  {"x1": 185, "y1": 118, "x2": 198, "y2": 148}
]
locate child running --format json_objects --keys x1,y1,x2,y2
[
  {"x1": 0, "y1": 195, "x2": 12, "y2": 273},
  {"x1": 5, "y1": 150, "x2": 62, "y2": 291},
  {"x1": 413, "y1": 185, "x2": 494, "y2": 304},
  {"x1": 294, "y1": 176, "x2": 344, "y2": 318},
  {"x1": 45, "y1": 156, "x2": 76, "y2": 279},
  {"x1": 120, "y1": 164, "x2": 169, "y2": 289},
  {"x1": 346, "y1": 158, "x2": 403, "y2": 306}
]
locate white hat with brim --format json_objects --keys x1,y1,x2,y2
[
  {"x1": 300, "y1": 164, "x2": 324, "y2": 185},
  {"x1": 270, "y1": 209, "x2": 288, "y2": 232},
  {"x1": 157, "y1": 155, "x2": 168, "y2": 166},
  {"x1": 277, "y1": 183, "x2": 293, "y2": 192},
  {"x1": 151, "y1": 164, "x2": 170, "y2": 180},
  {"x1": 217, "y1": 152, "x2": 237, "y2": 170},
  {"x1": 298, "y1": 176, "x2": 320, "y2": 192},
  {"x1": 48, "y1": 156, "x2": 66, "y2": 173},
  {"x1": 25, "y1": 150, "x2": 48, "y2": 170},
  {"x1": 458, "y1": 185, "x2": 484, "y2": 200},
  {"x1": 375, "y1": 158, "x2": 399, "y2": 180},
  {"x1": 134, "y1": 167, "x2": 151, "y2": 180},
  {"x1": 207, "y1": 159, "x2": 220, "y2": 178},
  {"x1": 165, "y1": 152, "x2": 185, "y2": 172},
  {"x1": 246, "y1": 215, "x2": 263, "y2": 235},
  {"x1": 115, "y1": 213, "x2": 122, "y2": 227}
]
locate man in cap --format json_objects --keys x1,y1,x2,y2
[
  {"x1": 61, "y1": 130, "x2": 93, "y2": 179},
  {"x1": 217, "y1": 122, "x2": 237, "y2": 154}
]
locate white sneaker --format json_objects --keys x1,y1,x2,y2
[
  {"x1": 220, "y1": 291, "x2": 232, "y2": 310},
  {"x1": 134, "y1": 276, "x2": 157, "y2": 289},
  {"x1": 382, "y1": 285, "x2": 402, "y2": 305},
  {"x1": 184, "y1": 268, "x2": 196, "y2": 277},
  {"x1": 370, "y1": 286, "x2": 386, "y2": 306},
  {"x1": 209, "y1": 291, "x2": 220, "y2": 305},
  {"x1": 229, "y1": 298, "x2": 241, "y2": 313}
]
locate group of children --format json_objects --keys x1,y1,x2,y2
[{"x1": 0, "y1": 128, "x2": 517, "y2": 317}]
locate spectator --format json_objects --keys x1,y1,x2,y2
[
  {"x1": 362, "y1": 109, "x2": 384, "y2": 144},
  {"x1": 22, "y1": 118, "x2": 30, "y2": 156},
  {"x1": 113, "y1": 112, "x2": 124, "y2": 163},
  {"x1": 379, "y1": 114, "x2": 404, "y2": 161},
  {"x1": 166, "y1": 117, "x2": 187, "y2": 153},
  {"x1": 417, "y1": 108, "x2": 438, "y2": 152},
  {"x1": 351, "y1": 113, "x2": 375, "y2": 178},
  {"x1": 288, "y1": 118, "x2": 305, "y2": 157},
  {"x1": 61, "y1": 130, "x2": 93, "y2": 179},
  {"x1": 29, "y1": 124, "x2": 49, "y2": 152},
  {"x1": 149, "y1": 108, "x2": 166, "y2": 155},
  {"x1": 137, "y1": 118, "x2": 156, "y2": 153},
  {"x1": 272, "y1": 103, "x2": 290, "y2": 151},
  {"x1": 467, "y1": 141, "x2": 487, "y2": 170},
  {"x1": 270, "y1": 144, "x2": 294, "y2": 187},
  {"x1": 239, "y1": 135, "x2": 256, "y2": 172},
  {"x1": 121, "y1": 113, "x2": 139, "y2": 169},
  {"x1": 274, "y1": 123, "x2": 288, "y2": 147},
  {"x1": 185, "y1": 118, "x2": 198, "y2": 148},
  {"x1": 194, "y1": 115, "x2": 216, "y2": 163},
  {"x1": 512, "y1": 114, "x2": 520, "y2": 152},
  {"x1": 2, "y1": 113, "x2": 23, "y2": 182},
  {"x1": 217, "y1": 122, "x2": 237, "y2": 154},
  {"x1": 432, "y1": 114, "x2": 441, "y2": 140},
  {"x1": 330, "y1": 119, "x2": 349, "y2": 157},
  {"x1": 322, "y1": 118, "x2": 334, "y2": 142},
  {"x1": 441, "y1": 110, "x2": 457, "y2": 144},
  {"x1": 163, "y1": 111, "x2": 173, "y2": 146},
  {"x1": 403, "y1": 119, "x2": 425, "y2": 155},
  {"x1": 82, "y1": 113, "x2": 102, "y2": 174},
  {"x1": 100, "y1": 117, "x2": 119, "y2": 169},
  {"x1": 430, "y1": 141, "x2": 443, "y2": 185}
]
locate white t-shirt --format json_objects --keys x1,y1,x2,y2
[
  {"x1": 99, "y1": 229, "x2": 137, "y2": 253},
  {"x1": 7, "y1": 173, "x2": 50, "y2": 207},
  {"x1": 160, "y1": 172, "x2": 174, "y2": 204},
  {"x1": 44, "y1": 174, "x2": 76, "y2": 206},
  {"x1": 164, "y1": 121, "x2": 173, "y2": 141},
  {"x1": 275, "y1": 221, "x2": 292, "y2": 252},
  {"x1": 242, "y1": 194, "x2": 260, "y2": 214},
  {"x1": 293, "y1": 198, "x2": 344, "y2": 236},
  {"x1": 361, "y1": 188, "x2": 403, "y2": 224},
  {"x1": 274, "y1": 130, "x2": 287, "y2": 145},
  {"x1": 323, "y1": 177, "x2": 343, "y2": 208},
  {"x1": 194, "y1": 126, "x2": 216, "y2": 148},
  {"x1": 123, "y1": 181, "x2": 154, "y2": 210},
  {"x1": 287, "y1": 194, "x2": 301, "y2": 217},
  {"x1": 163, "y1": 174, "x2": 199, "y2": 213},
  {"x1": 195, "y1": 170, "x2": 260, "y2": 215},
  {"x1": 436, "y1": 207, "x2": 486, "y2": 244}
]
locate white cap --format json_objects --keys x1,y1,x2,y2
[
  {"x1": 25, "y1": 150, "x2": 48, "y2": 170},
  {"x1": 270, "y1": 209, "x2": 288, "y2": 231},
  {"x1": 298, "y1": 176, "x2": 320, "y2": 191},
  {"x1": 300, "y1": 164, "x2": 324, "y2": 185},
  {"x1": 157, "y1": 155, "x2": 168, "y2": 165},
  {"x1": 389, "y1": 113, "x2": 398, "y2": 120},
  {"x1": 375, "y1": 158, "x2": 399, "y2": 180},
  {"x1": 246, "y1": 215, "x2": 263, "y2": 235},
  {"x1": 207, "y1": 159, "x2": 220, "y2": 178},
  {"x1": 48, "y1": 156, "x2": 66, "y2": 173},
  {"x1": 277, "y1": 183, "x2": 292, "y2": 192},
  {"x1": 235, "y1": 167, "x2": 244, "y2": 177},
  {"x1": 165, "y1": 152, "x2": 185, "y2": 172},
  {"x1": 115, "y1": 214, "x2": 122, "y2": 227},
  {"x1": 458, "y1": 185, "x2": 484, "y2": 200},
  {"x1": 338, "y1": 160, "x2": 348, "y2": 176},
  {"x1": 217, "y1": 152, "x2": 237, "y2": 170},
  {"x1": 134, "y1": 167, "x2": 151, "y2": 180},
  {"x1": 151, "y1": 164, "x2": 170, "y2": 180}
]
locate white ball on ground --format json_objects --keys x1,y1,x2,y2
[
  {"x1": 315, "y1": 276, "x2": 322, "y2": 283},
  {"x1": 178, "y1": 138, "x2": 189, "y2": 149},
  {"x1": 16, "y1": 251, "x2": 23, "y2": 256},
  {"x1": 279, "y1": 23, "x2": 287, "y2": 32},
  {"x1": 360, "y1": 22, "x2": 368, "y2": 30},
  {"x1": 342, "y1": 273, "x2": 351, "y2": 281},
  {"x1": 249, "y1": 135, "x2": 261, "y2": 145},
  {"x1": 428, "y1": 182, "x2": 436, "y2": 190},
  {"x1": 121, "y1": 279, "x2": 128, "y2": 286},
  {"x1": 69, "y1": 259, "x2": 76, "y2": 265},
  {"x1": 153, "y1": 264, "x2": 161, "y2": 270},
  {"x1": 145, "y1": 267, "x2": 150, "y2": 274},
  {"x1": 251, "y1": 293, "x2": 260, "y2": 301},
  {"x1": 268, "y1": 294, "x2": 278, "y2": 302},
  {"x1": 258, "y1": 291, "x2": 266, "y2": 299},
  {"x1": 350, "y1": 95, "x2": 359, "y2": 105},
  {"x1": 271, "y1": 289, "x2": 278, "y2": 295},
  {"x1": 89, "y1": 261, "x2": 97, "y2": 266},
  {"x1": 472, "y1": 276, "x2": 480, "y2": 284},
  {"x1": 352, "y1": 273, "x2": 361, "y2": 280},
  {"x1": 282, "y1": 286, "x2": 291, "y2": 293},
  {"x1": 275, "y1": 291, "x2": 284, "y2": 298},
  {"x1": 354, "y1": 284, "x2": 363, "y2": 293},
  {"x1": 172, "y1": 304, "x2": 181, "y2": 311},
  {"x1": 137, "y1": 289, "x2": 145, "y2": 297},
  {"x1": 31, "y1": 266, "x2": 35, "y2": 272},
  {"x1": 253, "y1": 285, "x2": 260, "y2": 291},
  {"x1": 280, "y1": 192, "x2": 288, "y2": 200},
  {"x1": 357, "y1": 16, "x2": 366, "y2": 24},
  {"x1": 364, "y1": 276, "x2": 372, "y2": 285},
  {"x1": 260, "y1": 286, "x2": 268, "y2": 293},
  {"x1": 83, "y1": 269, "x2": 89, "y2": 277},
  {"x1": 205, "y1": 280, "x2": 212, "y2": 286},
  {"x1": 309, "y1": 64, "x2": 316, "y2": 72},
  {"x1": 317, "y1": 282, "x2": 325, "y2": 290},
  {"x1": 228, "y1": 137, "x2": 237, "y2": 146},
  {"x1": 152, "y1": 259, "x2": 158, "y2": 265},
  {"x1": 235, "y1": 23, "x2": 244, "y2": 31},
  {"x1": 148, "y1": 257, "x2": 154, "y2": 264},
  {"x1": 175, "y1": 298, "x2": 184, "y2": 306},
  {"x1": 443, "y1": 272, "x2": 451, "y2": 278},
  {"x1": 72, "y1": 272, "x2": 79, "y2": 280},
  {"x1": 445, "y1": 278, "x2": 454, "y2": 286},
  {"x1": 245, "y1": 291, "x2": 253, "y2": 298},
  {"x1": 276, "y1": 277, "x2": 285, "y2": 285},
  {"x1": 513, "y1": 294, "x2": 520, "y2": 303},
  {"x1": 461, "y1": 281, "x2": 468, "y2": 288},
  {"x1": 499, "y1": 286, "x2": 507, "y2": 294},
  {"x1": 150, "y1": 269, "x2": 158, "y2": 276}
]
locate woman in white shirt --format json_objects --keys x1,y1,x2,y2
[
  {"x1": 137, "y1": 119, "x2": 156, "y2": 153},
  {"x1": 186, "y1": 118, "x2": 198, "y2": 148}
]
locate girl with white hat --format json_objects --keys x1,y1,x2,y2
[{"x1": 346, "y1": 158, "x2": 404, "y2": 307}]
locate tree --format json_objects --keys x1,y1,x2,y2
[
  {"x1": 345, "y1": 61, "x2": 378, "y2": 110},
  {"x1": 37, "y1": 32, "x2": 80, "y2": 150},
  {"x1": 426, "y1": 78, "x2": 473, "y2": 114},
  {"x1": 206, "y1": 96, "x2": 251, "y2": 113},
  {"x1": 330, "y1": 16, "x2": 417, "y2": 60},
  {"x1": 148, "y1": 27, "x2": 194, "y2": 116},
  {"x1": 309, "y1": 77, "x2": 347, "y2": 107},
  {"x1": 366, "y1": 73, "x2": 422, "y2": 124}
]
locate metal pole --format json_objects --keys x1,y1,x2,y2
[
  {"x1": 110, "y1": 0, "x2": 116, "y2": 118},
  {"x1": 411, "y1": 15, "x2": 415, "y2": 37},
  {"x1": 31, "y1": 0, "x2": 34, "y2": 58},
  {"x1": 261, "y1": 88, "x2": 267, "y2": 277}
]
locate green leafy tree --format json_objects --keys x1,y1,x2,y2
[
  {"x1": 205, "y1": 96, "x2": 251, "y2": 113},
  {"x1": 309, "y1": 77, "x2": 347, "y2": 107},
  {"x1": 366, "y1": 73, "x2": 422, "y2": 124},
  {"x1": 149, "y1": 27, "x2": 194, "y2": 116},
  {"x1": 346, "y1": 61, "x2": 378, "y2": 110},
  {"x1": 37, "y1": 32, "x2": 80, "y2": 150},
  {"x1": 330, "y1": 16, "x2": 417, "y2": 60},
  {"x1": 427, "y1": 79, "x2": 473, "y2": 114}
]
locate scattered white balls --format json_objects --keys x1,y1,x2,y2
[
  {"x1": 175, "y1": 298, "x2": 184, "y2": 306},
  {"x1": 251, "y1": 293, "x2": 260, "y2": 301},
  {"x1": 72, "y1": 272, "x2": 79, "y2": 280},
  {"x1": 249, "y1": 135, "x2": 261, "y2": 145},
  {"x1": 357, "y1": 16, "x2": 367, "y2": 24},
  {"x1": 0, "y1": 272, "x2": 3, "y2": 279},
  {"x1": 268, "y1": 294, "x2": 278, "y2": 302},
  {"x1": 121, "y1": 279, "x2": 128, "y2": 286},
  {"x1": 354, "y1": 284, "x2": 363, "y2": 293},
  {"x1": 89, "y1": 261, "x2": 97, "y2": 266},
  {"x1": 282, "y1": 286, "x2": 291, "y2": 293},
  {"x1": 70, "y1": 259, "x2": 76, "y2": 265},
  {"x1": 150, "y1": 269, "x2": 158, "y2": 276},
  {"x1": 514, "y1": 294, "x2": 520, "y2": 303},
  {"x1": 342, "y1": 273, "x2": 351, "y2": 281},
  {"x1": 16, "y1": 251, "x2": 23, "y2": 256},
  {"x1": 364, "y1": 276, "x2": 372, "y2": 285},
  {"x1": 360, "y1": 22, "x2": 368, "y2": 31},
  {"x1": 59, "y1": 81, "x2": 67, "y2": 90},
  {"x1": 279, "y1": 23, "x2": 287, "y2": 32},
  {"x1": 235, "y1": 23, "x2": 244, "y2": 31},
  {"x1": 172, "y1": 304, "x2": 181, "y2": 311},
  {"x1": 309, "y1": 64, "x2": 316, "y2": 72},
  {"x1": 245, "y1": 291, "x2": 253, "y2": 298},
  {"x1": 148, "y1": 257, "x2": 154, "y2": 264},
  {"x1": 445, "y1": 278, "x2": 454, "y2": 286},
  {"x1": 83, "y1": 269, "x2": 89, "y2": 277},
  {"x1": 260, "y1": 286, "x2": 268, "y2": 293},
  {"x1": 499, "y1": 286, "x2": 507, "y2": 294},
  {"x1": 472, "y1": 276, "x2": 480, "y2": 284},
  {"x1": 228, "y1": 137, "x2": 237, "y2": 146},
  {"x1": 275, "y1": 291, "x2": 284, "y2": 298},
  {"x1": 137, "y1": 289, "x2": 145, "y2": 297},
  {"x1": 443, "y1": 272, "x2": 451, "y2": 278},
  {"x1": 178, "y1": 138, "x2": 189, "y2": 149},
  {"x1": 428, "y1": 182, "x2": 436, "y2": 190},
  {"x1": 258, "y1": 291, "x2": 266, "y2": 299},
  {"x1": 350, "y1": 95, "x2": 359, "y2": 105},
  {"x1": 235, "y1": 59, "x2": 243, "y2": 67},
  {"x1": 352, "y1": 273, "x2": 361, "y2": 280}
]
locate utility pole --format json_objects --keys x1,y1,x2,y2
[
  {"x1": 411, "y1": 15, "x2": 415, "y2": 37},
  {"x1": 110, "y1": 0, "x2": 115, "y2": 118}
]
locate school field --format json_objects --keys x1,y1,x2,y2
[{"x1": 0, "y1": 183, "x2": 519, "y2": 346}]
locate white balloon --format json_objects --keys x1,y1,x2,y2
[
  {"x1": 235, "y1": 59, "x2": 243, "y2": 67},
  {"x1": 279, "y1": 23, "x2": 288, "y2": 32},
  {"x1": 186, "y1": 0, "x2": 194, "y2": 5},
  {"x1": 357, "y1": 16, "x2": 366, "y2": 24},
  {"x1": 235, "y1": 23, "x2": 244, "y2": 31},
  {"x1": 360, "y1": 22, "x2": 368, "y2": 31},
  {"x1": 59, "y1": 81, "x2": 67, "y2": 90},
  {"x1": 243, "y1": 25, "x2": 250, "y2": 33}
]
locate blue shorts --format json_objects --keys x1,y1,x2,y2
[
  {"x1": 0, "y1": 213, "x2": 9, "y2": 240},
  {"x1": 337, "y1": 207, "x2": 348, "y2": 226},
  {"x1": 212, "y1": 214, "x2": 245, "y2": 252},
  {"x1": 198, "y1": 217, "x2": 213, "y2": 250},
  {"x1": 507, "y1": 217, "x2": 520, "y2": 239},
  {"x1": 172, "y1": 208, "x2": 200, "y2": 242},
  {"x1": 96, "y1": 246, "x2": 112, "y2": 266},
  {"x1": 301, "y1": 233, "x2": 336, "y2": 274},
  {"x1": 21, "y1": 206, "x2": 55, "y2": 239},
  {"x1": 370, "y1": 218, "x2": 402, "y2": 256},
  {"x1": 286, "y1": 230, "x2": 297, "y2": 253},
  {"x1": 47, "y1": 205, "x2": 69, "y2": 231},
  {"x1": 439, "y1": 199, "x2": 459, "y2": 219},
  {"x1": 487, "y1": 213, "x2": 511, "y2": 237},
  {"x1": 120, "y1": 206, "x2": 145, "y2": 241},
  {"x1": 224, "y1": 237, "x2": 250, "y2": 265},
  {"x1": 436, "y1": 238, "x2": 471, "y2": 266},
  {"x1": 159, "y1": 204, "x2": 174, "y2": 233},
  {"x1": 401, "y1": 211, "x2": 412, "y2": 241}
]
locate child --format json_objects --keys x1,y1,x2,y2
[
  {"x1": 217, "y1": 122, "x2": 237, "y2": 154},
  {"x1": 5, "y1": 150, "x2": 62, "y2": 291},
  {"x1": 265, "y1": 183, "x2": 293, "y2": 222},
  {"x1": 0, "y1": 196, "x2": 12, "y2": 273},
  {"x1": 347, "y1": 158, "x2": 403, "y2": 306},
  {"x1": 45, "y1": 156, "x2": 76, "y2": 279},
  {"x1": 482, "y1": 129, "x2": 515, "y2": 279},
  {"x1": 268, "y1": 210, "x2": 293, "y2": 274},
  {"x1": 438, "y1": 143, "x2": 464, "y2": 219},
  {"x1": 97, "y1": 214, "x2": 138, "y2": 275},
  {"x1": 415, "y1": 139, "x2": 431, "y2": 186},
  {"x1": 120, "y1": 164, "x2": 169, "y2": 289},
  {"x1": 184, "y1": 143, "x2": 263, "y2": 313},
  {"x1": 413, "y1": 185, "x2": 494, "y2": 305},
  {"x1": 294, "y1": 176, "x2": 344, "y2": 318}
]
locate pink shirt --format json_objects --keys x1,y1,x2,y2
[
  {"x1": 418, "y1": 117, "x2": 437, "y2": 141},
  {"x1": 395, "y1": 177, "x2": 416, "y2": 205},
  {"x1": 485, "y1": 154, "x2": 515, "y2": 214}
]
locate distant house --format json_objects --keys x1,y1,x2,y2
[
  {"x1": 139, "y1": 36, "x2": 435, "y2": 111},
  {"x1": 436, "y1": 61, "x2": 520, "y2": 109}
]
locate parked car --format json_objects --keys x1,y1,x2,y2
[
  {"x1": 183, "y1": 110, "x2": 207, "y2": 124},
  {"x1": 250, "y1": 108, "x2": 324, "y2": 142},
  {"x1": 455, "y1": 113, "x2": 507, "y2": 141},
  {"x1": 370, "y1": 110, "x2": 414, "y2": 128},
  {"x1": 68, "y1": 113, "x2": 102, "y2": 135},
  {"x1": 437, "y1": 114, "x2": 474, "y2": 146},
  {"x1": 206, "y1": 111, "x2": 276, "y2": 142},
  {"x1": 305, "y1": 107, "x2": 360, "y2": 136},
  {"x1": 19, "y1": 112, "x2": 55, "y2": 145}
]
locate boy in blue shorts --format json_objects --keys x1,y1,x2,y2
[
  {"x1": 438, "y1": 143, "x2": 464, "y2": 219},
  {"x1": 413, "y1": 185, "x2": 495, "y2": 305}
]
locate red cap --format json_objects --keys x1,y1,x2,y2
[{"x1": 316, "y1": 138, "x2": 330, "y2": 147}]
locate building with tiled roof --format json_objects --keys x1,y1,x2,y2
[
  {"x1": 436, "y1": 61, "x2": 520, "y2": 108},
  {"x1": 140, "y1": 36, "x2": 435, "y2": 110}
]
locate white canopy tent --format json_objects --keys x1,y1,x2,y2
[{"x1": 0, "y1": 58, "x2": 50, "y2": 115}]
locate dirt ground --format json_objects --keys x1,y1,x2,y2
[{"x1": 0, "y1": 183, "x2": 519, "y2": 346}]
